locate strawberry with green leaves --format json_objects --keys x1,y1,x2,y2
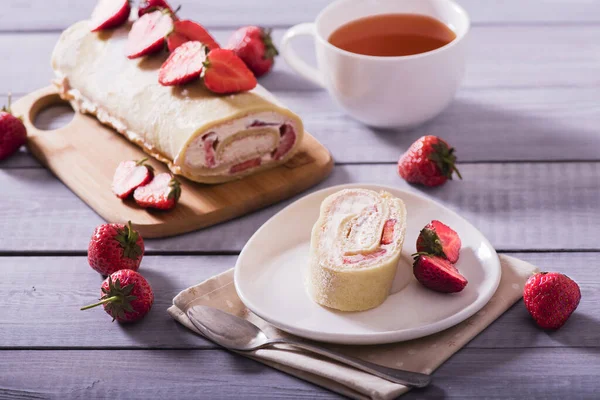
[
  {"x1": 81, "y1": 269, "x2": 154, "y2": 323},
  {"x1": 416, "y1": 220, "x2": 461, "y2": 263},
  {"x1": 88, "y1": 221, "x2": 144, "y2": 276},
  {"x1": 398, "y1": 135, "x2": 461, "y2": 187},
  {"x1": 523, "y1": 272, "x2": 581, "y2": 329},
  {"x1": 227, "y1": 26, "x2": 278, "y2": 78},
  {"x1": 133, "y1": 173, "x2": 181, "y2": 210}
]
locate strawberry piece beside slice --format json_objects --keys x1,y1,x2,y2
[
  {"x1": 167, "y1": 20, "x2": 220, "y2": 52},
  {"x1": 380, "y1": 219, "x2": 397, "y2": 245},
  {"x1": 111, "y1": 158, "x2": 154, "y2": 199},
  {"x1": 416, "y1": 220, "x2": 461, "y2": 263},
  {"x1": 159, "y1": 41, "x2": 207, "y2": 86},
  {"x1": 90, "y1": 0, "x2": 131, "y2": 32},
  {"x1": 133, "y1": 173, "x2": 181, "y2": 210},
  {"x1": 413, "y1": 254, "x2": 468, "y2": 293},
  {"x1": 229, "y1": 157, "x2": 262, "y2": 174},
  {"x1": 126, "y1": 10, "x2": 174, "y2": 59},
  {"x1": 202, "y1": 49, "x2": 257, "y2": 94},
  {"x1": 271, "y1": 124, "x2": 296, "y2": 160}
]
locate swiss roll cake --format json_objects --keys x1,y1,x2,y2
[
  {"x1": 51, "y1": 21, "x2": 304, "y2": 184},
  {"x1": 307, "y1": 189, "x2": 409, "y2": 311}
]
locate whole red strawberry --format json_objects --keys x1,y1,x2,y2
[
  {"x1": 0, "y1": 93, "x2": 27, "y2": 161},
  {"x1": 398, "y1": 136, "x2": 461, "y2": 187},
  {"x1": 416, "y1": 220, "x2": 461, "y2": 263},
  {"x1": 112, "y1": 157, "x2": 154, "y2": 199},
  {"x1": 523, "y1": 272, "x2": 581, "y2": 329},
  {"x1": 227, "y1": 26, "x2": 278, "y2": 78},
  {"x1": 133, "y1": 172, "x2": 181, "y2": 210},
  {"x1": 88, "y1": 221, "x2": 144, "y2": 275},
  {"x1": 80, "y1": 269, "x2": 154, "y2": 323},
  {"x1": 413, "y1": 254, "x2": 467, "y2": 293}
]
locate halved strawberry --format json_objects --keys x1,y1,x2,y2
[
  {"x1": 229, "y1": 157, "x2": 261, "y2": 174},
  {"x1": 202, "y1": 49, "x2": 257, "y2": 94},
  {"x1": 416, "y1": 220, "x2": 461, "y2": 263},
  {"x1": 138, "y1": 0, "x2": 174, "y2": 17},
  {"x1": 167, "y1": 20, "x2": 220, "y2": 52},
  {"x1": 413, "y1": 254, "x2": 468, "y2": 293},
  {"x1": 90, "y1": 0, "x2": 131, "y2": 32},
  {"x1": 111, "y1": 158, "x2": 154, "y2": 199},
  {"x1": 380, "y1": 219, "x2": 396, "y2": 245},
  {"x1": 159, "y1": 41, "x2": 207, "y2": 86},
  {"x1": 126, "y1": 10, "x2": 174, "y2": 59},
  {"x1": 133, "y1": 173, "x2": 181, "y2": 210}
]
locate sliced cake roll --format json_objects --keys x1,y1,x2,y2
[
  {"x1": 51, "y1": 21, "x2": 304, "y2": 184},
  {"x1": 307, "y1": 189, "x2": 409, "y2": 311}
]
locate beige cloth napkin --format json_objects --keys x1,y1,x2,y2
[{"x1": 168, "y1": 255, "x2": 538, "y2": 400}]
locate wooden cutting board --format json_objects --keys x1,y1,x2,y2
[{"x1": 12, "y1": 86, "x2": 333, "y2": 238}]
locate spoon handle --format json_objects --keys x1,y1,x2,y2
[{"x1": 268, "y1": 338, "x2": 431, "y2": 388}]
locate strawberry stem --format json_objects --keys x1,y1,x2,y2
[{"x1": 80, "y1": 295, "x2": 120, "y2": 310}]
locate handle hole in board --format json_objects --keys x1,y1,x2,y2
[{"x1": 32, "y1": 97, "x2": 75, "y2": 132}]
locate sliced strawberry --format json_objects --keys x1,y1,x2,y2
[
  {"x1": 126, "y1": 10, "x2": 174, "y2": 59},
  {"x1": 90, "y1": 0, "x2": 131, "y2": 32},
  {"x1": 272, "y1": 124, "x2": 296, "y2": 160},
  {"x1": 229, "y1": 157, "x2": 261, "y2": 174},
  {"x1": 202, "y1": 132, "x2": 218, "y2": 168},
  {"x1": 167, "y1": 20, "x2": 220, "y2": 52},
  {"x1": 111, "y1": 158, "x2": 154, "y2": 199},
  {"x1": 380, "y1": 219, "x2": 396, "y2": 245},
  {"x1": 343, "y1": 249, "x2": 387, "y2": 264},
  {"x1": 416, "y1": 220, "x2": 461, "y2": 263},
  {"x1": 159, "y1": 41, "x2": 207, "y2": 86},
  {"x1": 202, "y1": 49, "x2": 257, "y2": 94},
  {"x1": 138, "y1": 0, "x2": 175, "y2": 17},
  {"x1": 133, "y1": 173, "x2": 181, "y2": 210},
  {"x1": 413, "y1": 255, "x2": 468, "y2": 293}
]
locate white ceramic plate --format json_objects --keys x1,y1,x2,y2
[{"x1": 234, "y1": 184, "x2": 501, "y2": 345}]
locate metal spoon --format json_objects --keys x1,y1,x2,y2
[{"x1": 186, "y1": 305, "x2": 431, "y2": 388}]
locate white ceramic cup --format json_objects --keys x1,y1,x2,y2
[{"x1": 281, "y1": 0, "x2": 470, "y2": 129}]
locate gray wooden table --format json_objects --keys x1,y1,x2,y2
[{"x1": 2, "y1": 1, "x2": 600, "y2": 398}]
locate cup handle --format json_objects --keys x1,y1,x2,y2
[{"x1": 281, "y1": 23, "x2": 325, "y2": 88}]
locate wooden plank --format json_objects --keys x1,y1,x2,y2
[
  {"x1": 3, "y1": 0, "x2": 600, "y2": 31},
  {"x1": 1, "y1": 253, "x2": 597, "y2": 349},
  {"x1": 0, "y1": 163, "x2": 598, "y2": 252},
  {"x1": 3, "y1": 26, "x2": 600, "y2": 95},
  {"x1": 0, "y1": 348, "x2": 597, "y2": 399},
  {"x1": 0, "y1": 350, "x2": 341, "y2": 399},
  {"x1": 2, "y1": 83, "x2": 600, "y2": 168}
]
